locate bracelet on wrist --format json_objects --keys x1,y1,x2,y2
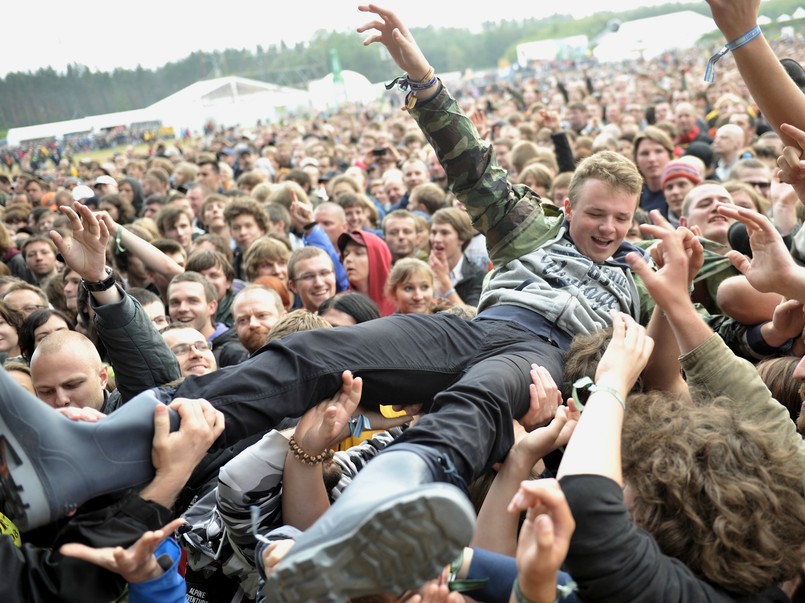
[
  {"x1": 411, "y1": 66, "x2": 435, "y2": 83},
  {"x1": 443, "y1": 288, "x2": 457, "y2": 298},
  {"x1": 512, "y1": 577, "x2": 555, "y2": 603},
  {"x1": 114, "y1": 227, "x2": 125, "y2": 253},
  {"x1": 704, "y1": 24, "x2": 761, "y2": 82},
  {"x1": 512, "y1": 576, "x2": 578, "y2": 603},
  {"x1": 571, "y1": 376, "x2": 626, "y2": 412},
  {"x1": 385, "y1": 68, "x2": 439, "y2": 111},
  {"x1": 288, "y1": 435, "x2": 334, "y2": 466}
]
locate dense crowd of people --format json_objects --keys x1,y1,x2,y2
[{"x1": 3, "y1": 1, "x2": 805, "y2": 602}]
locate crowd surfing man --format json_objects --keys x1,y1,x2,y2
[{"x1": 2, "y1": 4, "x2": 656, "y2": 602}]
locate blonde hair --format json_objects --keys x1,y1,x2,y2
[
  {"x1": 267, "y1": 309, "x2": 331, "y2": 342},
  {"x1": 567, "y1": 150, "x2": 643, "y2": 208},
  {"x1": 385, "y1": 258, "x2": 434, "y2": 300}
]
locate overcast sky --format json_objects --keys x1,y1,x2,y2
[{"x1": 1, "y1": 0, "x2": 706, "y2": 77}]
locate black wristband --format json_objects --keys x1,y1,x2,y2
[{"x1": 81, "y1": 266, "x2": 116, "y2": 292}]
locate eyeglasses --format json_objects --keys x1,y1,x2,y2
[
  {"x1": 745, "y1": 180, "x2": 771, "y2": 191},
  {"x1": 293, "y1": 269, "x2": 334, "y2": 283},
  {"x1": 20, "y1": 304, "x2": 46, "y2": 314},
  {"x1": 170, "y1": 340, "x2": 212, "y2": 355}
]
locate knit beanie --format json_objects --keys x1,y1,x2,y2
[{"x1": 660, "y1": 160, "x2": 703, "y2": 190}]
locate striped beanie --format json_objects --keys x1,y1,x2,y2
[{"x1": 660, "y1": 160, "x2": 703, "y2": 190}]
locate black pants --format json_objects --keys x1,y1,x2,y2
[{"x1": 175, "y1": 313, "x2": 564, "y2": 482}]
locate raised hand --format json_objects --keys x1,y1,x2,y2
[
  {"x1": 50, "y1": 201, "x2": 109, "y2": 282},
  {"x1": 508, "y1": 479, "x2": 575, "y2": 603},
  {"x1": 643, "y1": 210, "x2": 704, "y2": 284},
  {"x1": 628, "y1": 225, "x2": 693, "y2": 313},
  {"x1": 538, "y1": 109, "x2": 562, "y2": 133},
  {"x1": 293, "y1": 370, "x2": 363, "y2": 454},
  {"x1": 717, "y1": 204, "x2": 804, "y2": 299},
  {"x1": 518, "y1": 364, "x2": 562, "y2": 432},
  {"x1": 357, "y1": 4, "x2": 430, "y2": 79},
  {"x1": 60, "y1": 517, "x2": 186, "y2": 583},
  {"x1": 595, "y1": 312, "x2": 654, "y2": 396},
  {"x1": 469, "y1": 108, "x2": 490, "y2": 140},
  {"x1": 777, "y1": 123, "x2": 805, "y2": 204},
  {"x1": 705, "y1": 0, "x2": 760, "y2": 41},
  {"x1": 290, "y1": 188, "x2": 314, "y2": 231}
]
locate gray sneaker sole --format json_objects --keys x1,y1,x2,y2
[{"x1": 264, "y1": 483, "x2": 475, "y2": 603}]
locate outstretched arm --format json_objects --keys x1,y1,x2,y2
[
  {"x1": 281, "y1": 371, "x2": 362, "y2": 530},
  {"x1": 96, "y1": 211, "x2": 184, "y2": 283},
  {"x1": 556, "y1": 313, "x2": 653, "y2": 484},
  {"x1": 507, "y1": 479, "x2": 576, "y2": 603},
  {"x1": 357, "y1": 4, "x2": 437, "y2": 96},
  {"x1": 60, "y1": 518, "x2": 185, "y2": 585},
  {"x1": 706, "y1": 0, "x2": 805, "y2": 145},
  {"x1": 473, "y1": 380, "x2": 575, "y2": 556}
]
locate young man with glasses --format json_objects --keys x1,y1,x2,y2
[
  {"x1": 161, "y1": 325, "x2": 217, "y2": 377},
  {"x1": 287, "y1": 247, "x2": 337, "y2": 313}
]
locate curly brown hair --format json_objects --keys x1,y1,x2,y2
[{"x1": 622, "y1": 392, "x2": 805, "y2": 594}]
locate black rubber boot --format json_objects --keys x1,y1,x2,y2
[
  {"x1": 0, "y1": 370, "x2": 178, "y2": 532},
  {"x1": 264, "y1": 447, "x2": 475, "y2": 603}
]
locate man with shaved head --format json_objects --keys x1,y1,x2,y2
[
  {"x1": 30, "y1": 330, "x2": 109, "y2": 411},
  {"x1": 713, "y1": 124, "x2": 747, "y2": 181}
]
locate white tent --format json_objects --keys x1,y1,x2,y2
[
  {"x1": 146, "y1": 76, "x2": 310, "y2": 133},
  {"x1": 592, "y1": 11, "x2": 718, "y2": 63},
  {"x1": 307, "y1": 70, "x2": 382, "y2": 111},
  {"x1": 515, "y1": 35, "x2": 589, "y2": 66},
  {"x1": 6, "y1": 76, "x2": 312, "y2": 146}
]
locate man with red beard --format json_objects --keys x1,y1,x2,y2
[{"x1": 232, "y1": 284, "x2": 287, "y2": 355}]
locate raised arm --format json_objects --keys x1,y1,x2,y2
[
  {"x1": 358, "y1": 4, "x2": 544, "y2": 266},
  {"x1": 51, "y1": 202, "x2": 180, "y2": 404},
  {"x1": 96, "y1": 212, "x2": 184, "y2": 282},
  {"x1": 556, "y1": 312, "x2": 654, "y2": 484},
  {"x1": 706, "y1": 0, "x2": 805, "y2": 144},
  {"x1": 281, "y1": 371, "x2": 362, "y2": 531},
  {"x1": 473, "y1": 371, "x2": 575, "y2": 556},
  {"x1": 627, "y1": 214, "x2": 804, "y2": 476}
]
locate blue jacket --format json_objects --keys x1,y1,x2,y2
[
  {"x1": 128, "y1": 538, "x2": 185, "y2": 603},
  {"x1": 302, "y1": 224, "x2": 349, "y2": 292}
]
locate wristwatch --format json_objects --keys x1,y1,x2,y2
[{"x1": 81, "y1": 266, "x2": 116, "y2": 292}]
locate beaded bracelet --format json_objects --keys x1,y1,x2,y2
[
  {"x1": 288, "y1": 435, "x2": 334, "y2": 466},
  {"x1": 384, "y1": 66, "x2": 439, "y2": 110},
  {"x1": 704, "y1": 24, "x2": 761, "y2": 82}
]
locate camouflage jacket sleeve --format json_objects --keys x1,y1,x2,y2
[
  {"x1": 706, "y1": 314, "x2": 794, "y2": 362},
  {"x1": 411, "y1": 84, "x2": 558, "y2": 266}
]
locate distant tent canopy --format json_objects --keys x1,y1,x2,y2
[
  {"x1": 307, "y1": 70, "x2": 382, "y2": 111},
  {"x1": 5, "y1": 75, "x2": 353, "y2": 146},
  {"x1": 515, "y1": 35, "x2": 589, "y2": 66},
  {"x1": 591, "y1": 11, "x2": 718, "y2": 63}
]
